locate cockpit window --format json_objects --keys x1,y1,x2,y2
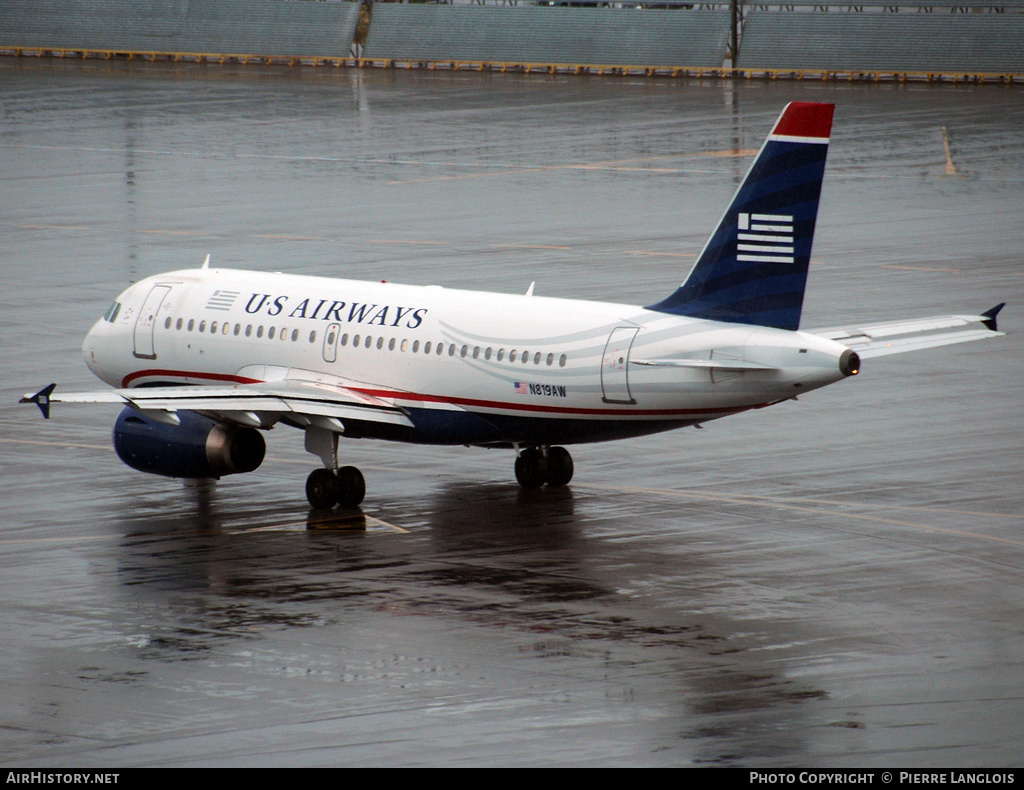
[{"x1": 103, "y1": 301, "x2": 122, "y2": 323}]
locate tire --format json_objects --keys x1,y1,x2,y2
[
  {"x1": 545, "y1": 446, "x2": 574, "y2": 487},
  {"x1": 306, "y1": 467, "x2": 339, "y2": 509},
  {"x1": 514, "y1": 447, "x2": 546, "y2": 489},
  {"x1": 335, "y1": 465, "x2": 365, "y2": 508}
]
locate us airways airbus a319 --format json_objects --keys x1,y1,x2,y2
[{"x1": 22, "y1": 103, "x2": 1005, "y2": 509}]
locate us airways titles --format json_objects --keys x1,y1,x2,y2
[{"x1": 241, "y1": 293, "x2": 428, "y2": 329}]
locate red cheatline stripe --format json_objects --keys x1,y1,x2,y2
[
  {"x1": 121, "y1": 368, "x2": 761, "y2": 418},
  {"x1": 122, "y1": 369, "x2": 261, "y2": 388},
  {"x1": 351, "y1": 386, "x2": 751, "y2": 418}
]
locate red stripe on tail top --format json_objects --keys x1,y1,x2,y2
[{"x1": 771, "y1": 102, "x2": 835, "y2": 140}]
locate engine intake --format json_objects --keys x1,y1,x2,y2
[{"x1": 113, "y1": 407, "x2": 266, "y2": 478}]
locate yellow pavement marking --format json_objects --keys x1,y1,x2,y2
[
  {"x1": 135, "y1": 229, "x2": 208, "y2": 236},
  {"x1": 881, "y1": 264, "x2": 960, "y2": 273},
  {"x1": 941, "y1": 126, "x2": 960, "y2": 176},
  {"x1": 625, "y1": 250, "x2": 694, "y2": 258},
  {"x1": 368, "y1": 238, "x2": 447, "y2": 246},
  {"x1": 490, "y1": 244, "x2": 572, "y2": 251},
  {"x1": 259, "y1": 234, "x2": 330, "y2": 241},
  {"x1": 388, "y1": 148, "x2": 759, "y2": 185},
  {"x1": 19, "y1": 223, "x2": 94, "y2": 231}
]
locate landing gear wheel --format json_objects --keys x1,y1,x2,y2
[
  {"x1": 545, "y1": 446, "x2": 574, "y2": 487},
  {"x1": 335, "y1": 465, "x2": 365, "y2": 508},
  {"x1": 306, "y1": 467, "x2": 339, "y2": 509},
  {"x1": 514, "y1": 447, "x2": 547, "y2": 489}
]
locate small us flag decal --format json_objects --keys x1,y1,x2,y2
[{"x1": 206, "y1": 290, "x2": 240, "y2": 311}]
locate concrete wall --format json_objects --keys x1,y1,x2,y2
[
  {"x1": 1, "y1": 0, "x2": 1020, "y2": 77},
  {"x1": 737, "y1": 13, "x2": 1024, "y2": 74},
  {"x1": 363, "y1": 5, "x2": 730, "y2": 68},
  {"x1": 0, "y1": 0, "x2": 361, "y2": 58}
]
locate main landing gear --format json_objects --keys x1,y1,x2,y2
[
  {"x1": 306, "y1": 465, "x2": 366, "y2": 510},
  {"x1": 514, "y1": 445, "x2": 574, "y2": 489},
  {"x1": 303, "y1": 426, "x2": 365, "y2": 510}
]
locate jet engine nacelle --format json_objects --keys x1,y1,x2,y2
[{"x1": 113, "y1": 407, "x2": 266, "y2": 479}]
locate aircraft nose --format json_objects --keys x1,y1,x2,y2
[{"x1": 83, "y1": 319, "x2": 107, "y2": 379}]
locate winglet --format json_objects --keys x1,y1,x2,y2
[
  {"x1": 981, "y1": 302, "x2": 1005, "y2": 332},
  {"x1": 202, "y1": 254, "x2": 211, "y2": 270},
  {"x1": 20, "y1": 383, "x2": 57, "y2": 419}
]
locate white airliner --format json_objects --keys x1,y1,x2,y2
[{"x1": 22, "y1": 102, "x2": 1005, "y2": 509}]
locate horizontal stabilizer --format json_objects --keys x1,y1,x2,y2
[{"x1": 810, "y1": 305, "x2": 1006, "y2": 358}]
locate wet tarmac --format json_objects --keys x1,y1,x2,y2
[{"x1": 1, "y1": 59, "x2": 1023, "y2": 767}]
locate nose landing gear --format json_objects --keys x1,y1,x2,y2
[{"x1": 514, "y1": 445, "x2": 574, "y2": 489}]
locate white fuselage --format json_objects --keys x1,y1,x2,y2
[{"x1": 83, "y1": 267, "x2": 852, "y2": 446}]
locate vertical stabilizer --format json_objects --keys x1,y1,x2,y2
[{"x1": 647, "y1": 102, "x2": 834, "y2": 331}]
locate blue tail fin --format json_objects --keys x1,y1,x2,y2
[{"x1": 646, "y1": 102, "x2": 835, "y2": 332}]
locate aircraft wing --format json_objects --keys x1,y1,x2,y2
[
  {"x1": 21, "y1": 378, "x2": 414, "y2": 429},
  {"x1": 808, "y1": 303, "x2": 1005, "y2": 359}
]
